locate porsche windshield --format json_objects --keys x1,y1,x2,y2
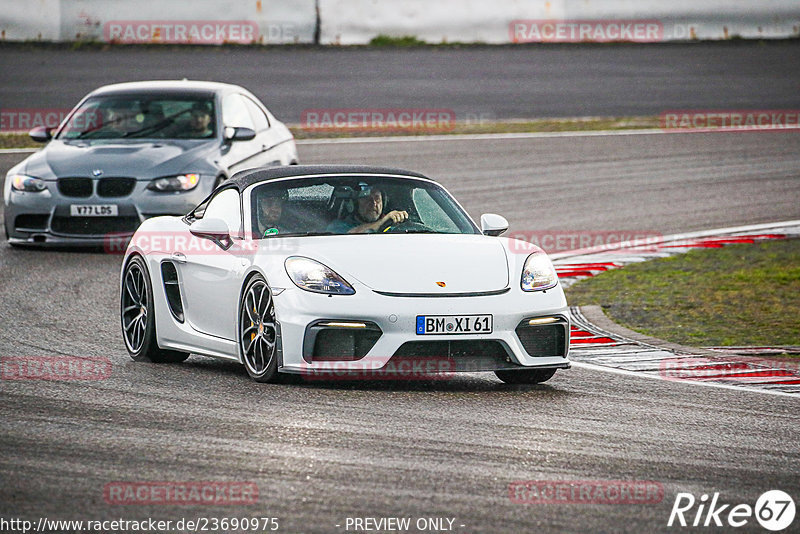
[
  {"x1": 57, "y1": 95, "x2": 216, "y2": 140},
  {"x1": 250, "y1": 176, "x2": 480, "y2": 238}
]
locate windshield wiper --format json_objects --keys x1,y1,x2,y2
[
  {"x1": 265, "y1": 231, "x2": 337, "y2": 238},
  {"x1": 124, "y1": 109, "x2": 191, "y2": 138},
  {"x1": 394, "y1": 229, "x2": 439, "y2": 234},
  {"x1": 74, "y1": 120, "x2": 116, "y2": 139}
]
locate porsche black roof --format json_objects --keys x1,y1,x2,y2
[
  {"x1": 225, "y1": 165, "x2": 433, "y2": 191},
  {"x1": 90, "y1": 80, "x2": 238, "y2": 98}
]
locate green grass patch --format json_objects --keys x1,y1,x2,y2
[
  {"x1": 290, "y1": 116, "x2": 659, "y2": 139},
  {"x1": 565, "y1": 238, "x2": 800, "y2": 348},
  {"x1": 0, "y1": 133, "x2": 41, "y2": 149},
  {"x1": 368, "y1": 34, "x2": 428, "y2": 47}
]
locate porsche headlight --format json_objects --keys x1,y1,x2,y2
[
  {"x1": 10, "y1": 174, "x2": 47, "y2": 192},
  {"x1": 521, "y1": 251, "x2": 558, "y2": 291},
  {"x1": 146, "y1": 173, "x2": 200, "y2": 192},
  {"x1": 285, "y1": 256, "x2": 355, "y2": 295}
]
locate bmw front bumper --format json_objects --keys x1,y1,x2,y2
[{"x1": 4, "y1": 176, "x2": 215, "y2": 247}]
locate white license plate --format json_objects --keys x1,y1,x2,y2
[
  {"x1": 70, "y1": 204, "x2": 118, "y2": 217},
  {"x1": 416, "y1": 314, "x2": 493, "y2": 335}
]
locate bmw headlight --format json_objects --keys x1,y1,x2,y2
[
  {"x1": 285, "y1": 256, "x2": 355, "y2": 295},
  {"x1": 10, "y1": 174, "x2": 47, "y2": 192},
  {"x1": 521, "y1": 251, "x2": 558, "y2": 291},
  {"x1": 146, "y1": 173, "x2": 200, "y2": 192}
]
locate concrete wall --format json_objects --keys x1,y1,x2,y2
[
  {"x1": 319, "y1": 0, "x2": 800, "y2": 44},
  {"x1": 0, "y1": 0, "x2": 316, "y2": 44},
  {"x1": 1, "y1": 0, "x2": 798, "y2": 44}
]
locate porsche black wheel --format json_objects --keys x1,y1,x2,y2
[
  {"x1": 239, "y1": 276, "x2": 279, "y2": 382},
  {"x1": 495, "y1": 368, "x2": 557, "y2": 384},
  {"x1": 121, "y1": 255, "x2": 189, "y2": 363}
]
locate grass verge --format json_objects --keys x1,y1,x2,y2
[
  {"x1": 288, "y1": 116, "x2": 659, "y2": 139},
  {"x1": 565, "y1": 239, "x2": 800, "y2": 350},
  {"x1": 0, "y1": 133, "x2": 41, "y2": 149},
  {"x1": 0, "y1": 116, "x2": 660, "y2": 148}
]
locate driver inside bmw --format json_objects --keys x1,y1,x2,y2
[{"x1": 327, "y1": 185, "x2": 408, "y2": 234}]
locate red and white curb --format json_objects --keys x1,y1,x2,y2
[
  {"x1": 551, "y1": 220, "x2": 800, "y2": 288},
  {"x1": 553, "y1": 220, "x2": 800, "y2": 396}
]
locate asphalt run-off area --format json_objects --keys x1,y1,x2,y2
[{"x1": 0, "y1": 43, "x2": 799, "y2": 533}]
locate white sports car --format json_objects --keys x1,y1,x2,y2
[{"x1": 120, "y1": 165, "x2": 570, "y2": 384}]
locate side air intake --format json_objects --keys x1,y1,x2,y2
[{"x1": 160, "y1": 262, "x2": 184, "y2": 323}]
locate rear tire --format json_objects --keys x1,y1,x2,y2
[
  {"x1": 121, "y1": 255, "x2": 189, "y2": 363},
  {"x1": 495, "y1": 368, "x2": 557, "y2": 384}
]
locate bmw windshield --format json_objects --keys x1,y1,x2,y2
[
  {"x1": 249, "y1": 176, "x2": 481, "y2": 238},
  {"x1": 56, "y1": 95, "x2": 216, "y2": 140}
]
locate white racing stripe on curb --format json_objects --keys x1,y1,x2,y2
[
  {"x1": 571, "y1": 361, "x2": 800, "y2": 398},
  {"x1": 551, "y1": 220, "x2": 800, "y2": 262},
  {"x1": 0, "y1": 148, "x2": 38, "y2": 154},
  {"x1": 296, "y1": 128, "x2": 667, "y2": 144}
]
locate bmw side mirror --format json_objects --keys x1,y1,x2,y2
[
  {"x1": 190, "y1": 217, "x2": 233, "y2": 249},
  {"x1": 224, "y1": 126, "x2": 256, "y2": 142},
  {"x1": 29, "y1": 126, "x2": 52, "y2": 143},
  {"x1": 480, "y1": 213, "x2": 509, "y2": 236}
]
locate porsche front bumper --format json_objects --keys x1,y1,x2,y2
[{"x1": 274, "y1": 284, "x2": 571, "y2": 376}]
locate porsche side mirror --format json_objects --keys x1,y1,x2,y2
[
  {"x1": 29, "y1": 126, "x2": 52, "y2": 143},
  {"x1": 224, "y1": 126, "x2": 256, "y2": 142},
  {"x1": 480, "y1": 213, "x2": 509, "y2": 237},
  {"x1": 190, "y1": 217, "x2": 232, "y2": 249}
]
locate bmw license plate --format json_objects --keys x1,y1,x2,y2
[
  {"x1": 416, "y1": 315, "x2": 493, "y2": 335},
  {"x1": 70, "y1": 204, "x2": 118, "y2": 217}
]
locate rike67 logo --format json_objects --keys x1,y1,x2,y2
[{"x1": 668, "y1": 490, "x2": 795, "y2": 531}]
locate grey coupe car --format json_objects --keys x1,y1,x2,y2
[{"x1": 3, "y1": 80, "x2": 298, "y2": 246}]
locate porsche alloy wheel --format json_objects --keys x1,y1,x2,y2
[
  {"x1": 239, "y1": 276, "x2": 278, "y2": 382},
  {"x1": 121, "y1": 255, "x2": 189, "y2": 363}
]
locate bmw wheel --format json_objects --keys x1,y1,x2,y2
[
  {"x1": 121, "y1": 255, "x2": 189, "y2": 363},
  {"x1": 239, "y1": 276, "x2": 279, "y2": 382},
  {"x1": 495, "y1": 368, "x2": 557, "y2": 384}
]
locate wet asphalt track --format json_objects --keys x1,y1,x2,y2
[{"x1": 1, "y1": 129, "x2": 799, "y2": 533}]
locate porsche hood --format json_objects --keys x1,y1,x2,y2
[{"x1": 281, "y1": 234, "x2": 511, "y2": 294}]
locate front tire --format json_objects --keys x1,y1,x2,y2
[
  {"x1": 121, "y1": 255, "x2": 189, "y2": 363},
  {"x1": 239, "y1": 276, "x2": 279, "y2": 382},
  {"x1": 495, "y1": 368, "x2": 557, "y2": 384}
]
